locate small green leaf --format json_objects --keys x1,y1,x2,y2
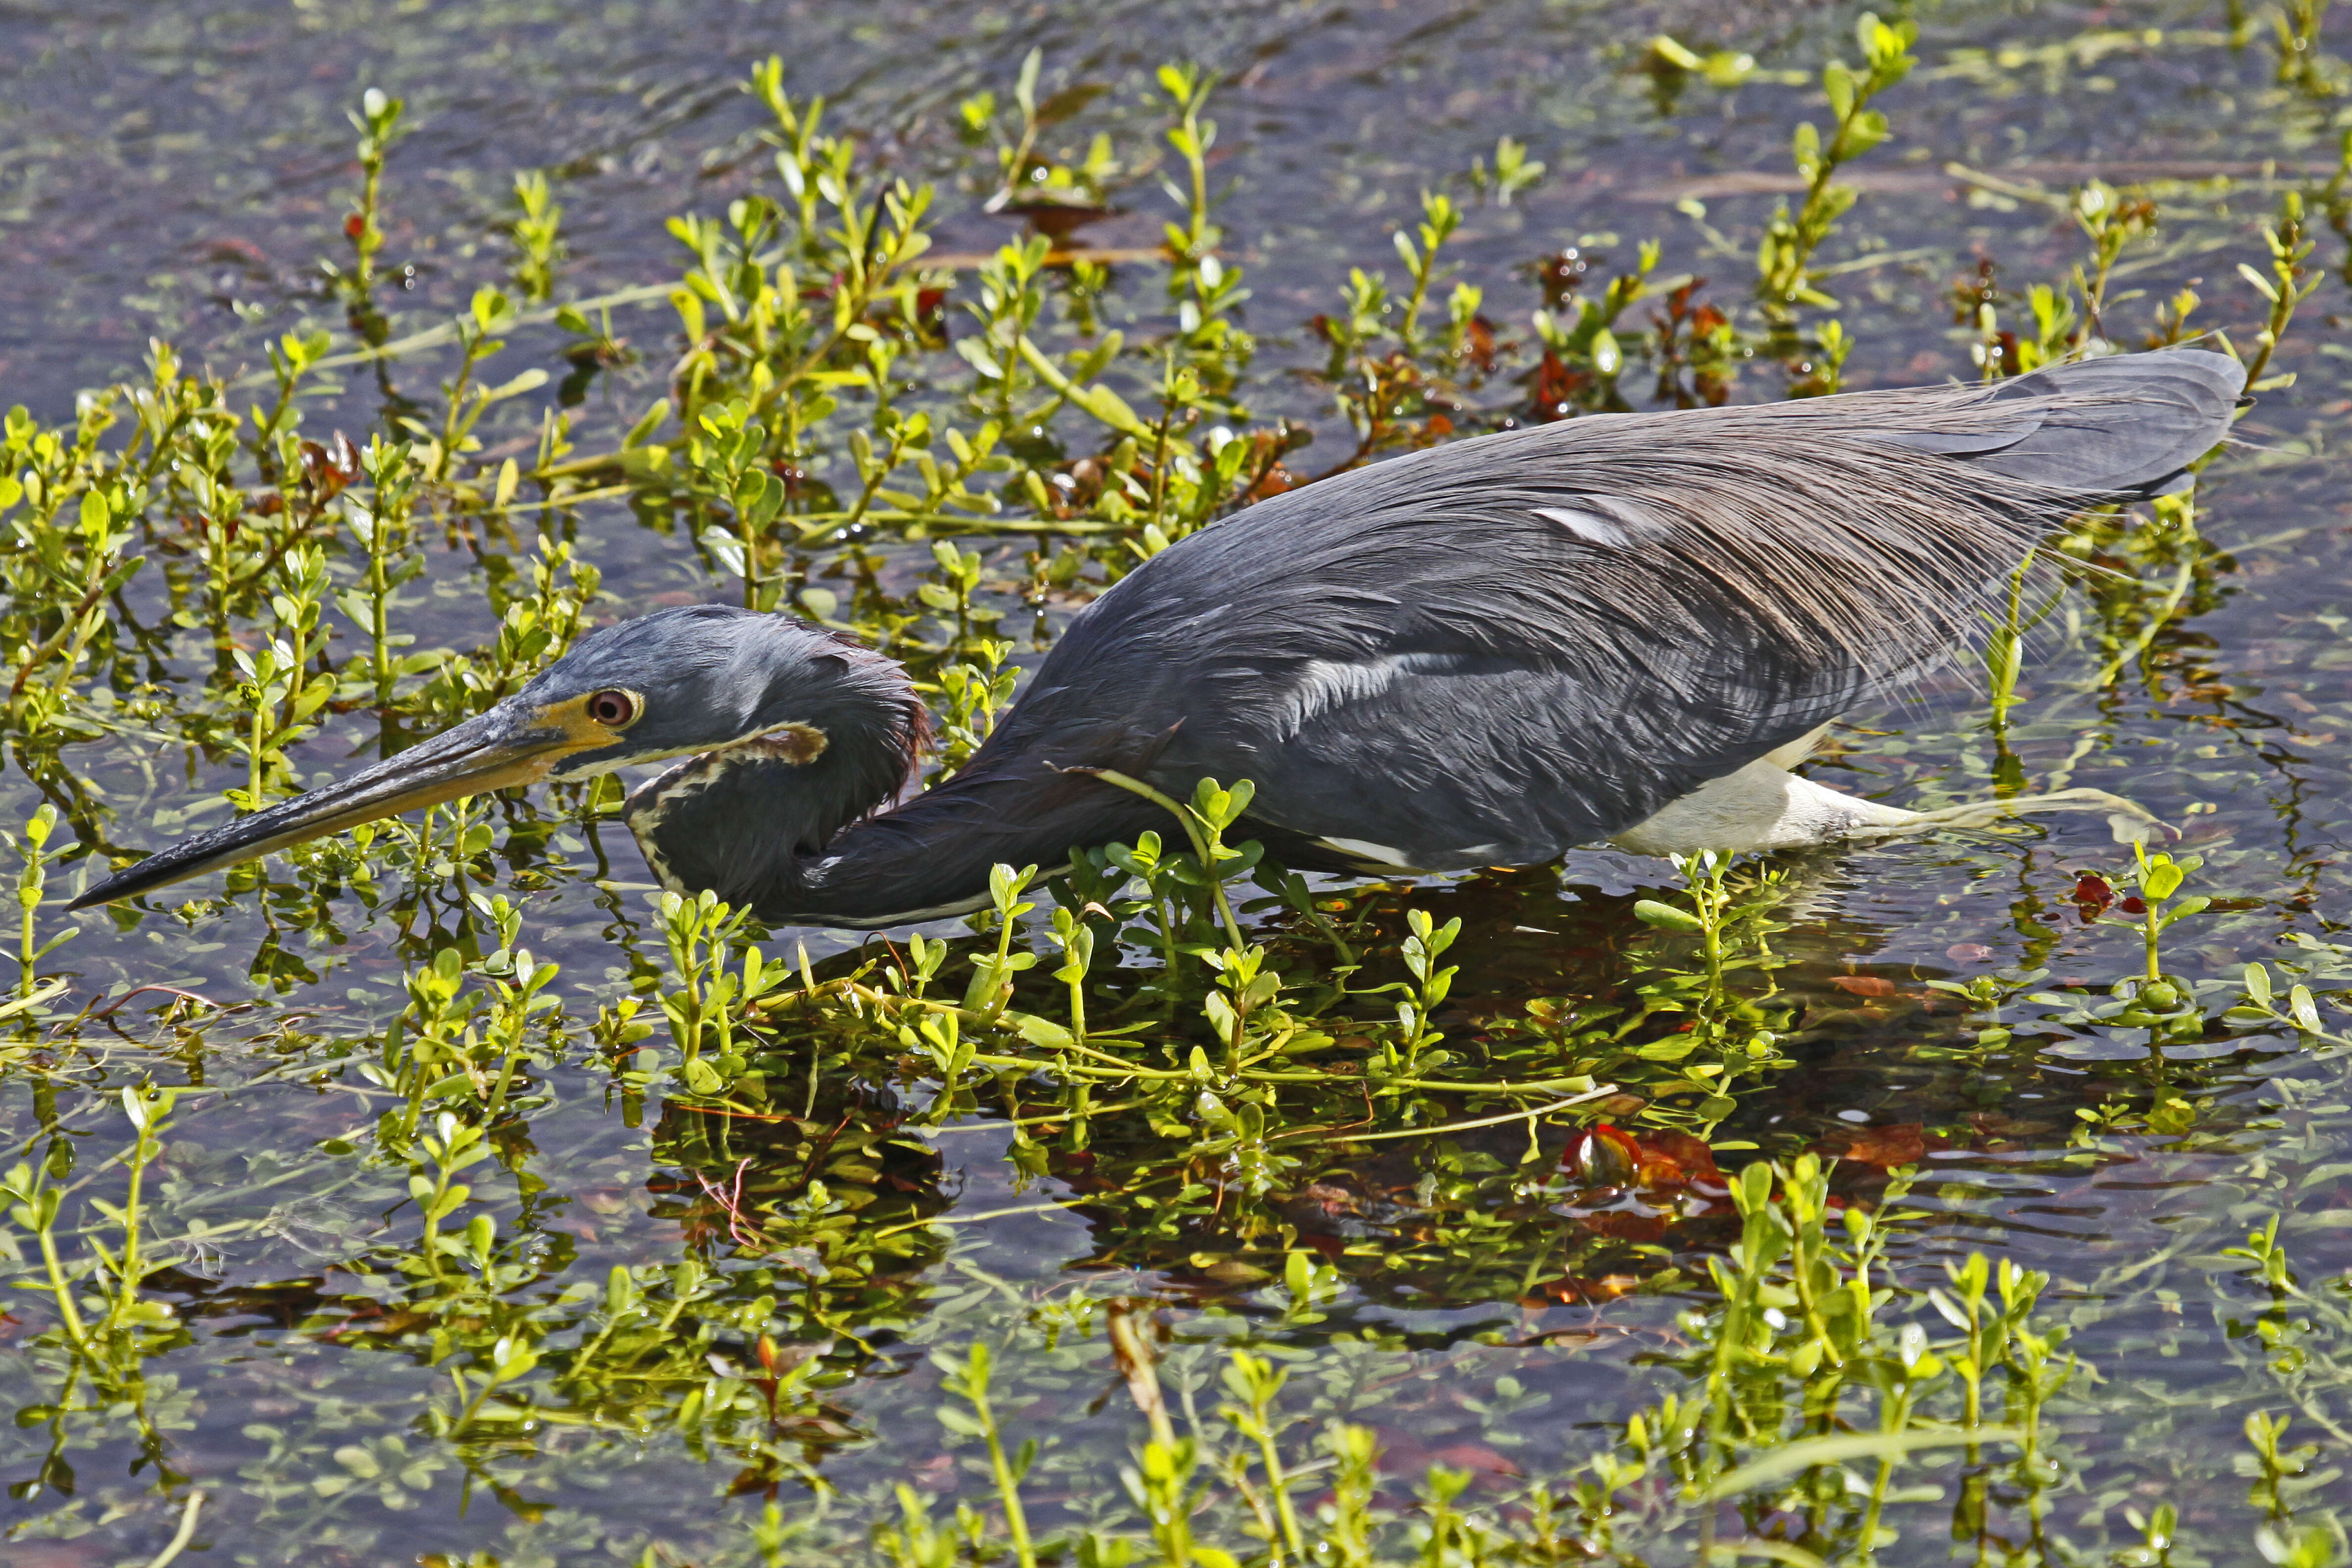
[
  {"x1": 1633, "y1": 899, "x2": 1705, "y2": 932},
  {"x1": 1702, "y1": 1427, "x2": 2027, "y2": 1503},
  {"x1": 1650, "y1": 35, "x2": 1703, "y2": 69},
  {"x1": 1590, "y1": 328, "x2": 1622, "y2": 377},
  {"x1": 1012, "y1": 1011, "x2": 1072, "y2": 1049}
]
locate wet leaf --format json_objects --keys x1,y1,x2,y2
[
  {"x1": 1821, "y1": 1123, "x2": 1929, "y2": 1169},
  {"x1": 1831, "y1": 975, "x2": 1899, "y2": 998},
  {"x1": 1567, "y1": 1124, "x2": 1722, "y2": 1189}
]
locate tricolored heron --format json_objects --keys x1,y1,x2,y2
[{"x1": 73, "y1": 349, "x2": 2243, "y2": 926}]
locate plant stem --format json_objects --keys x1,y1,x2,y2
[{"x1": 1084, "y1": 767, "x2": 1245, "y2": 950}]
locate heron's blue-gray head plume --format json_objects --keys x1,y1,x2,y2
[{"x1": 70, "y1": 604, "x2": 928, "y2": 910}]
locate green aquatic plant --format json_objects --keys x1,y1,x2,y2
[
  {"x1": 656, "y1": 888, "x2": 796, "y2": 1093},
  {"x1": 1754, "y1": 14, "x2": 1920, "y2": 345},
  {"x1": 2122, "y1": 842, "x2": 2210, "y2": 995},
  {"x1": 4, "y1": 487, "x2": 142, "y2": 738},
  {"x1": 424, "y1": 287, "x2": 548, "y2": 485},
  {"x1": 2273, "y1": 0, "x2": 2346, "y2": 96},
  {"x1": 333, "y1": 87, "x2": 407, "y2": 346},
  {"x1": 225, "y1": 542, "x2": 335, "y2": 811},
  {"x1": 336, "y1": 437, "x2": 432, "y2": 722},
  {"x1": 508, "y1": 169, "x2": 566, "y2": 305},
  {"x1": 1, "y1": 1086, "x2": 196, "y2": 1497},
  {"x1": 5, "y1": 804, "x2": 75, "y2": 1005},
  {"x1": 2239, "y1": 188, "x2": 2326, "y2": 392}
]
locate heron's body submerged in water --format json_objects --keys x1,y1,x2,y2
[{"x1": 74, "y1": 350, "x2": 2245, "y2": 926}]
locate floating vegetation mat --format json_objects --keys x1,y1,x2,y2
[{"x1": 3, "y1": 2, "x2": 2352, "y2": 1564}]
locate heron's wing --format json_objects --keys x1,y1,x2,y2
[
  {"x1": 1858, "y1": 350, "x2": 2248, "y2": 492},
  {"x1": 1008, "y1": 350, "x2": 2242, "y2": 866},
  {"x1": 1213, "y1": 648, "x2": 1754, "y2": 870},
  {"x1": 1165, "y1": 514, "x2": 1893, "y2": 868}
]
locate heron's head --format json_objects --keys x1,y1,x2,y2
[{"x1": 72, "y1": 604, "x2": 928, "y2": 910}]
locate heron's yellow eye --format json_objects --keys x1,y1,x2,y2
[{"x1": 587, "y1": 689, "x2": 639, "y2": 728}]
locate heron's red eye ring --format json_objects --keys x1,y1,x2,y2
[{"x1": 587, "y1": 689, "x2": 638, "y2": 729}]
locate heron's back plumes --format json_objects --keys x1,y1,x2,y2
[
  {"x1": 1016, "y1": 348, "x2": 2245, "y2": 865},
  {"x1": 1866, "y1": 349, "x2": 2246, "y2": 494},
  {"x1": 1211, "y1": 347, "x2": 2243, "y2": 706}
]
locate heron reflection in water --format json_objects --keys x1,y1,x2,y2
[{"x1": 74, "y1": 350, "x2": 2244, "y2": 925}]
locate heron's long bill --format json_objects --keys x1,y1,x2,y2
[{"x1": 68, "y1": 700, "x2": 579, "y2": 910}]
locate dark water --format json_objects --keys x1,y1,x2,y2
[{"x1": 3, "y1": 1, "x2": 2351, "y2": 1563}]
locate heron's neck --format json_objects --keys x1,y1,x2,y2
[
  {"x1": 768, "y1": 756, "x2": 1167, "y2": 926},
  {"x1": 621, "y1": 682, "x2": 930, "y2": 917},
  {"x1": 654, "y1": 749, "x2": 1153, "y2": 929},
  {"x1": 624, "y1": 682, "x2": 1174, "y2": 927}
]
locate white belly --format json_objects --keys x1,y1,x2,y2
[{"x1": 1608, "y1": 758, "x2": 1917, "y2": 857}]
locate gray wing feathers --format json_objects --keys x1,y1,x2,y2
[
  {"x1": 985, "y1": 350, "x2": 2246, "y2": 867},
  {"x1": 1865, "y1": 350, "x2": 2242, "y2": 493}
]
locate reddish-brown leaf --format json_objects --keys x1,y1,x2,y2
[
  {"x1": 1577, "y1": 1210, "x2": 1669, "y2": 1243},
  {"x1": 1432, "y1": 1444, "x2": 1523, "y2": 1479},
  {"x1": 1831, "y1": 975, "x2": 1898, "y2": 997},
  {"x1": 1565, "y1": 1124, "x2": 1722, "y2": 1189},
  {"x1": 1826, "y1": 1123, "x2": 1928, "y2": 1169},
  {"x1": 1634, "y1": 1129, "x2": 1722, "y2": 1187}
]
